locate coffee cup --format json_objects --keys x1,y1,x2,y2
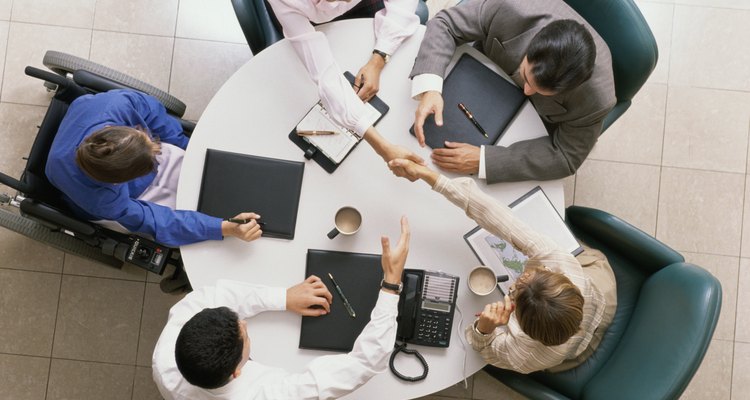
[
  {"x1": 468, "y1": 266, "x2": 499, "y2": 296},
  {"x1": 327, "y1": 206, "x2": 362, "y2": 239}
]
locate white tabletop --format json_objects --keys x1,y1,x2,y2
[{"x1": 176, "y1": 19, "x2": 563, "y2": 399}]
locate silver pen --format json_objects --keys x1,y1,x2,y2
[{"x1": 328, "y1": 273, "x2": 356, "y2": 318}]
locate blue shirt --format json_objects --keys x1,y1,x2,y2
[{"x1": 46, "y1": 90, "x2": 223, "y2": 247}]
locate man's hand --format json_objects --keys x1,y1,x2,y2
[
  {"x1": 380, "y1": 216, "x2": 410, "y2": 290},
  {"x1": 476, "y1": 295, "x2": 514, "y2": 334},
  {"x1": 354, "y1": 55, "x2": 385, "y2": 102},
  {"x1": 286, "y1": 275, "x2": 333, "y2": 317},
  {"x1": 431, "y1": 141, "x2": 480, "y2": 174},
  {"x1": 413, "y1": 91, "x2": 444, "y2": 147},
  {"x1": 381, "y1": 141, "x2": 425, "y2": 166},
  {"x1": 388, "y1": 158, "x2": 439, "y2": 186},
  {"x1": 221, "y1": 212, "x2": 262, "y2": 242}
]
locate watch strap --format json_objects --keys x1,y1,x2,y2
[
  {"x1": 380, "y1": 279, "x2": 402, "y2": 293},
  {"x1": 372, "y1": 49, "x2": 390, "y2": 63}
]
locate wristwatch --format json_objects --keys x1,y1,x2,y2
[
  {"x1": 372, "y1": 49, "x2": 390, "y2": 64},
  {"x1": 380, "y1": 279, "x2": 402, "y2": 294}
]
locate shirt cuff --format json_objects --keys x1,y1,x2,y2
[
  {"x1": 208, "y1": 216, "x2": 224, "y2": 241},
  {"x1": 353, "y1": 105, "x2": 381, "y2": 138},
  {"x1": 272, "y1": 286, "x2": 288, "y2": 311},
  {"x1": 469, "y1": 319, "x2": 498, "y2": 347},
  {"x1": 411, "y1": 73, "x2": 444, "y2": 100},
  {"x1": 373, "y1": 290, "x2": 400, "y2": 317},
  {"x1": 478, "y1": 145, "x2": 487, "y2": 180}
]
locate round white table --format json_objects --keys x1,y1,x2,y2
[{"x1": 176, "y1": 19, "x2": 563, "y2": 399}]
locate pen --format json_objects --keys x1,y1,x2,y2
[
  {"x1": 458, "y1": 103, "x2": 489, "y2": 138},
  {"x1": 224, "y1": 218, "x2": 266, "y2": 226},
  {"x1": 328, "y1": 273, "x2": 356, "y2": 318},
  {"x1": 296, "y1": 130, "x2": 336, "y2": 136},
  {"x1": 354, "y1": 74, "x2": 365, "y2": 93}
]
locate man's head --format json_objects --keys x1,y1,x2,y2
[
  {"x1": 520, "y1": 19, "x2": 596, "y2": 96},
  {"x1": 175, "y1": 307, "x2": 251, "y2": 389},
  {"x1": 511, "y1": 266, "x2": 584, "y2": 346},
  {"x1": 75, "y1": 126, "x2": 160, "y2": 183}
]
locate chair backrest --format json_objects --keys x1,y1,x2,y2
[{"x1": 231, "y1": 0, "x2": 283, "y2": 55}]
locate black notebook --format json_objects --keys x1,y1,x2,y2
[
  {"x1": 289, "y1": 71, "x2": 390, "y2": 174},
  {"x1": 197, "y1": 149, "x2": 304, "y2": 240},
  {"x1": 299, "y1": 249, "x2": 382, "y2": 352},
  {"x1": 410, "y1": 53, "x2": 526, "y2": 149}
]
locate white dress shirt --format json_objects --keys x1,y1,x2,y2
[
  {"x1": 152, "y1": 279, "x2": 399, "y2": 400},
  {"x1": 267, "y1": 0, "x2": 419, "y2": 136}
]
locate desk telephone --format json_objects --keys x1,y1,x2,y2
[{"x1": 397, "y1": 269, "x2": 460, "y2": 347}]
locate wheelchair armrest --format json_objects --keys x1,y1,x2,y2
[
  {"x1": 180, "y1": 120, "x2": 196, "y2": 137},
  {"x1": 20, "y1": 198, "x2": 97, "y2": 237},
  {"x1": 0, "y1": 171, "x2": 23, "y2": 192},
  {"x1": 72, "y1": 69, "x2": 130, "y2": 94}
]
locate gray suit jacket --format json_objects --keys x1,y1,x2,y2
[{"x1": 411, "y1": 0, "x2": 616, "y2": 183}]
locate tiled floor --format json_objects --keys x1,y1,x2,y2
[{"x1": 0, "y1": 0, "x2": 746, "y2": 399}]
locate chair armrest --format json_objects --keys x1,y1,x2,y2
[
  {"x1": 483, "y1": 366, "x2": 572, "y2": 400},
  {"x1": 20, "y1": 198, "x2": 97, "y2": 237},
  {"x1": 566, "y1": 206, "x2": 683, "y2": 274}
]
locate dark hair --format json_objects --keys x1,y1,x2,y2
[
  {"x1": 513, "y1": 268, "x2": 584, "y2": 346},
  {"x1": 175, "y1": 307, "x2": 244, "y2": 389},
  {"x1": 75, "y1": 126, "x2": 160, "y2": 183},
  {"x1": 525, "y1": 19, "x2": 596, "y2": 93}
]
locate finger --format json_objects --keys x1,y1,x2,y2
[
  {"x1": 248, "y1": 229, "x2": 262, "y2": 241},
  {"x1": 434, "y1": 101, "x2": 444, "y2": 127},
  {"x1": 503, "y1": 295, "x2": 512, "y2": 312},
  {"x1": 431, "y1": 152, "x2": 458, "y2": 163},
  {"x1": 398, "y1": 216, "x2": 410, "y2": 247},
  {"x1": 414, "y1": 110, "x2": 428, "y2": 147},
  {"x1": 317, "y1": 286, "x2": 333, "y2": 304},
  {"x1": 406, "y1": 152, "x2": 425, "y2": 166},
  {"x1": 312, "y1": 295, "x2": 331, "y2": 312},
  {"x1": 305, "y1": 275, "x2": 319, "y2": 284},
  {"x1": 300, "y1": 307, "x2": 327, "y2": 317},
  {"x1": 354, "y1": 73, "x2": 362, "y2": 90},
  {"x1": 482, "y1": 303, "x2": 493, "y2": 315},
  {"x1": 235, "y1": 212, "x2": 260, "y2": 220},
  {"x1": 432, "y1": 147, "x2": 459, "y2": 157},
  {"x1": 381, "y1": 235, "x2": 391, "y2": 259}
]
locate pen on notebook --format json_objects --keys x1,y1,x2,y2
[
  {"x1": 354, "y1": 74, "x2": 365, "y2": 93},
  {"x1": 296, "y1": 130, "x2": 336, "y2": 136},
  {"x1": 458, "y1": 103, "x2": 489, "y2": 138},
  {"x1": 224, "y1": 218, "x2": 265, "y2": 226},
  {"x1": 328, "y1": 273, "x2": 356, "y2": 318}
]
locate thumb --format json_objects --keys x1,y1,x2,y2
[
  {"x1": 381, "y1": 235, "x2": 391, "y2": 258},
  {"x1": 434, "y1": 102, "x2": 444, "y2": 127}
]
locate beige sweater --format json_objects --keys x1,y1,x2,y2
[{"x1": 433, "y1": 176, "x2": 607, "y2": 373}]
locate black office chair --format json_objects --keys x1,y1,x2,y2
[
  {"x1": 0, "y1": 51, "x2": 193, "y2": 293},
  {"x1": 232, "y1": 0, "x2": 429, "y2": 55}
]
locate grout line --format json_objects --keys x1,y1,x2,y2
[
  {"x1": 0, "y1": 265, "x2": 149, "y2": 283},
  {"x1": 130, "y1": 282, "x2": 149, "y2": 400},
  {"x1": 44, "y1": 256, "x2": 64, "y2": 400},
  {"x1": 167, "y1": 0, "x2": 181, "y2": 97}
]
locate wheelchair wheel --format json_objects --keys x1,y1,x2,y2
[{"x1": 42, "y1": 50, "x2": 187, "y2": 117}]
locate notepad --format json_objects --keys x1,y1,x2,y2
[{"x1": 464, "y1": 187, "x2": 582, "y2": 294}]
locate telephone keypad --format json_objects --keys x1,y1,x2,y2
[{"x1": 415, "y1": 310, "x2": 452, "y2": 346}]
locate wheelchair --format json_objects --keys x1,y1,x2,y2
[{"x1": 0, "y1": 51, "x2": 195, "y2": 293}]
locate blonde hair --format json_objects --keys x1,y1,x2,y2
[
  {"x1": 76, "y1": 126, "x2": 160, "y2": 183},
  {"x1": 513, "y1": 267, "x2": 584, "y2": 346}
]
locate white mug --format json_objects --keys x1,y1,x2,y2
[{"x1": 327, "y1": 206, "x2": 362, "y2": 239}]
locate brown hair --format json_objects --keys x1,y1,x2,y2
[
  {"x1": 513, "y1": 267, "x2": 584, "y2": 346},
  {"x1": 75, "y1": 126, "x2": 160, "y2": 183}
]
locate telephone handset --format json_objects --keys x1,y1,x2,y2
[{"x1": 396, "y1": 269, "x2": 459, "y2": 347}]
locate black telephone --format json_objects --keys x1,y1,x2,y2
[{"x1": 396, "y1": 269, "x2": 460, "y2": 347}]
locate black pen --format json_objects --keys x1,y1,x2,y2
[
  {"x1": 328, "y1": 273, "x2": 356, "y2": 318},
  {"x1": 224, "y1": 218, "x2": 265, "y2": 226},
  {"x1": 458, "y1": 103, "x2": 489, "y2": 138}
]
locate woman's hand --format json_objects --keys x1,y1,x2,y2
[{"x1": 476, "y1": 295, "x2": 514, "y2": 334}]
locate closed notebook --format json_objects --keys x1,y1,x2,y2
[
  {"x1": 299, "y1": 249, "x2": 382, "y2": 352},
  {"x1": 197, "y1": 149, "x2": 304, "y2": 240},
  {"x1": 410, "y1": 53, "x2": 526, "y2": 149}
]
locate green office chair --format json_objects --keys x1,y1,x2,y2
[
  {"x1": 231, "y1": 0, "x2": 429, "y2": 55},
  {"x1": 484, "y1": 206, "x2": 722, "y2": 400},
  {"x1": 562, "y1": 0, "x2": 659, "y2": 131}
]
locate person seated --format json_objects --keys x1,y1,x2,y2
[
  {"x1": 46, "y1": 89, "x2": 259, "y2": 247},
  {"x1": 388, "y1": 159, "x2": 616, "y2": 373},
  {"x1": 267, "y1": 0, "x2": 425, "y2": 169},
  {"x1": 152, "y1": 217, "x2": 411, "y2": 399},
  {"x1": 410, "y1": 0, "x2": 616, "y2": 183}
]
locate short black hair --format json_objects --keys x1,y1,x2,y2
[
  {"x1": 175, "y1": 307, "x2": 244, "y2": 389},
  {"x1": 525, "y1": 19, "x2": 596, "y2": 94}
]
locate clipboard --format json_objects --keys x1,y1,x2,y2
[{"x1": 288, "y1": 71, "x2": 390, "y2": 173}]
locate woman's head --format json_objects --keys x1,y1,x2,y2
[
  {"x1": 75, "y1": 126, "x2": 161, "y2": 183},
  {"x1": 511, "y1": 266, "x2": 584, "y2": 346}
]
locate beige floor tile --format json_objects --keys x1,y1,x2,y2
[
  {"x1": 0, "y1": 269, "x2": 60, "y2": 356},
  {"x1": 136, "y1": 283, "x2": 185, "y2": 366},
  {"x1": 669, "y1": 6, "x2": 750, "y2": 91},
  {"x1": 0, "y1": 0, "x2": 10, "y2": 20},
  {"x1": 636, "y1": 1, "x2": 673, "y2": 84},
  {"x1": 676, "y1": 0, "x2": 750, "y2": 10},
  {"x1": 741, "y1": 176, "x2": 750, "y2": 258},
  {"x1": 169, "y1": 38, "x2": 251, "y2": 121},
  {"x1": 0, "y1": 103, "x2": 47, "y2": 186},
  {"x1": 681, "y1": 252, "x2": 738, "y2": 341},
  {"x1": 0, "y1": 354, "x2": 49, "y2": 400},
  {"x1": 591, "y1": 83, "x2": 666, "y2": 165},
  {"x1": 133, "y1": 366, "x2": 164, "y2": 400},
  {"x1": 662, "y1": 86, "x2": 750, "y2": 173},
  {"x1": 735, "y1": 258, "x2": 750, "y2": 343},
  {"x1": 680, "y1": 339, "x2": 733, "y2": 400},
  {"x1": 89, "y1": 30, "x2": 174, "y2": 92},
  {"x1": 563, "y1": 175, "x2": 575, "y2": 208},
  {"x1": 11, "y1": 0, "x2": 96, "y2": 29},
  {"x1": 0, "y1": 20, "x2": 8, "y2": 80},
  {"x1": 415, "y1": 396, "x2": 464, "y2": 400},
  {"x1": 472, "y1": 370, "x2": 529, "y2": 400},
  {"x1": 2, "y1": 22, "x2": 90, "y2": 106},
  {"x1": 176, "y1": 0, "x2": 246, "y2": 44},
  {"x1": 573, "y1": 160, "x2": 660, "y2": 235},
  {"x1": 63, "y1": 253, "x2": 146, "y2": 281},
  {"x1": 52, "y1": 275, "x2": 144, "y2": 364},
  {"x1": 430, "y1": 376, "x2": 473, "y2": 398},
  {"x1": 93, "y1": 0, "x2": 178, "y2": 37},
  {"x1": 0, "y1": 228, "x2": 64, "y2": 273},
  {"x1": 656, "y1": 168, "x2": 743, "y2": 256},
  {"x1": 731, "y1": 342, "x2": 750, "y2": 400},
  {"x1": 46, "y1": 359, "x2": 134, "y2": 400}
]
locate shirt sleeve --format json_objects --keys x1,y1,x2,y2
[
  {"x1": 478, "y1": 145, "x2": 487, "y2": 179},
  {"x1": 373, "y1": 0, "x2": 420, "y2": 56},
  {"x1": 131, "y1": 91, "x2": 189, "y2": 150},
  {"x1": 410, "y1": 73, "x2": 444, "y2": 99},
  {"x1": 254, "y1": 292, "x2": 399, "y2": 400}
]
